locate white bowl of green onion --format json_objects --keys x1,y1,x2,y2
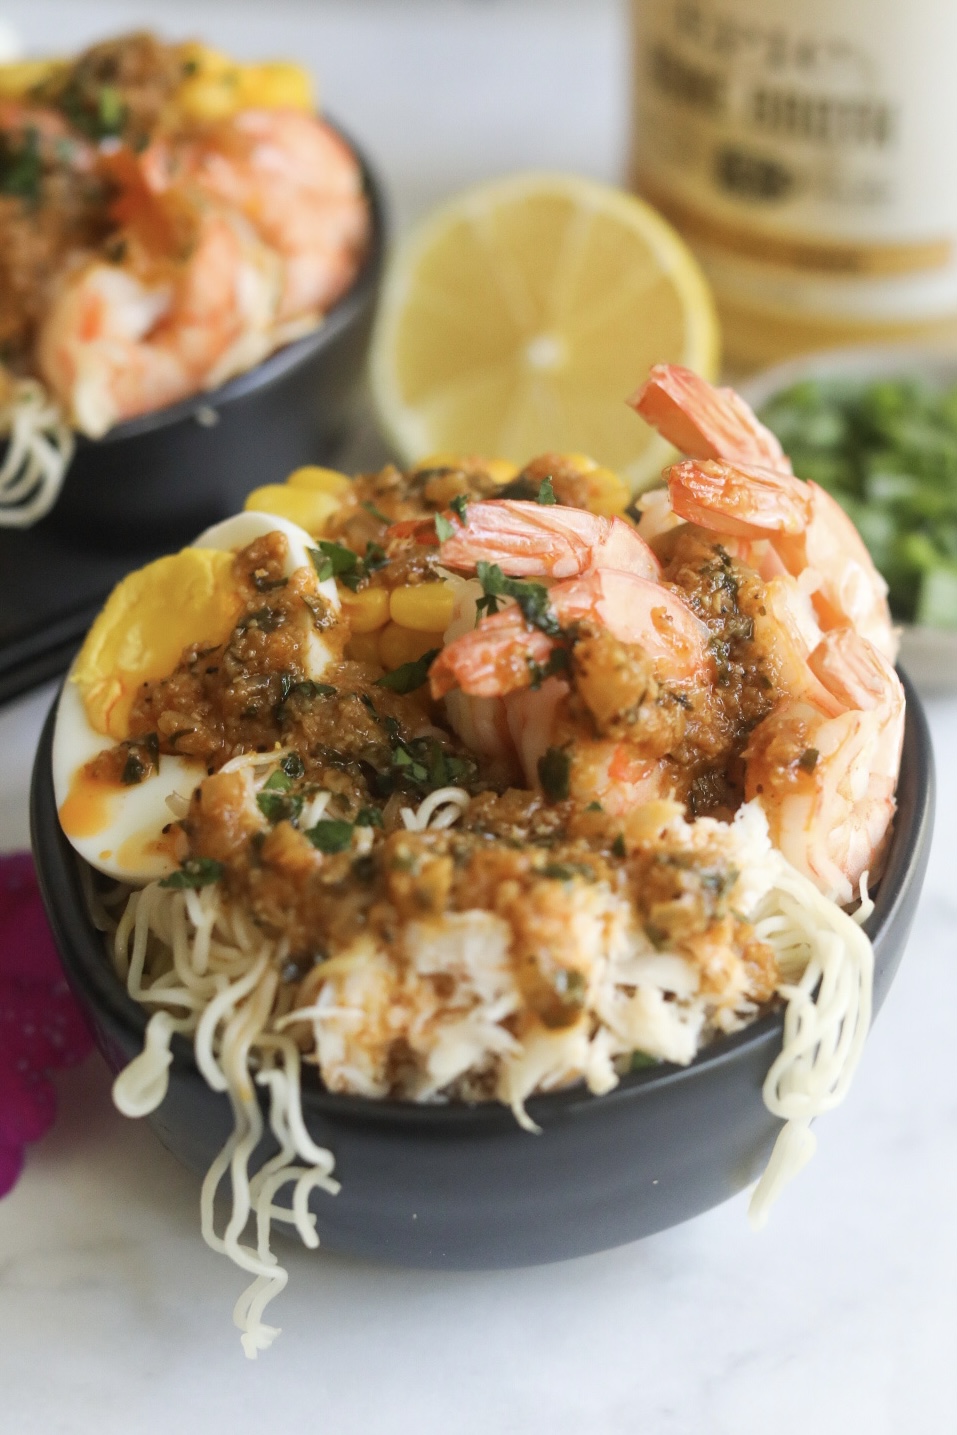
[{"x1": 739, "y1": 344, "x2": 957, "y2": 696}]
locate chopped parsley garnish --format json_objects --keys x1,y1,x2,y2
[
  {"x1": 239, "y1": 606, "x2": 284, "y2": 633},
  {"x1": 262, "y1": 768, "x2": 292, "y2": 792},
  {"x1": 58, "y1": 78, "x2": 127, "y2": 140},
  {"x1": 281, "y1": 752, "x2": 305, "y2": 780},
  {"x1": 305, "y1": 819, "x2": 355, "y2": 854},
  {"x1": 0, "y1": 126, "x2": 42, "y2": 202},
  {"x1": 798, "y1": 747, "x2": 820, "y2": 773},
  {"x1": 256, "y1": 789, "x2": 304, "y2": 825},
  {"x1": 475, "y1": 562, "x2": 561, "y2": 634},
  {"x1": 362, "y1": 501, "x2": 392, "y2": 526},
  {"x1": 384, "y1": 735, "x2": 475, "y2": 795},
  {"x1": 376, "y1": 648, "x2": 439, "y2": 694},
  {"x1": 310, "y1": 540, "x2": 359, "y2": 583},
  {"x1": 252, "y1": 567, "x2": 288, "y2": 593},
  {"x1": 535, "y1": 477, "x2": 557, "y2": 505},
  {"x1": 537, "y1": 746, "x2": 571, "y2": 802},
  {"x1": 309, "y1": 540, "x2": 387, "y2": 591},
  {"x1": 541, "y1": 861, "x2": 593, "y2": 882},
  {"x1": 434, "y1": 513, "x2": 456, "y2": 542},
  {"x1": 611, "y1": 834, "x2": 627, "y2": 859},
  {"x1": 160, "y1": 857, "x2": 224, "y2": 890},
  {"x1": 278, "y1": 673, "x2": 338, "y2": 705},
  {"x1": 449, "y1": 493, "x2": 470, "y2": 523},
  {"x1": 120, "y1": 734, "x2": 158, "y2": 786},
  {"x1": 630, "y1": 1050, "x2": 659, "y2": 1071},
  {"x1": 527, "y1": 647, "x2": 569, "y2": 687},
  {"x1": 355, "y1": 806, "x2": 384, "y2": 828}
]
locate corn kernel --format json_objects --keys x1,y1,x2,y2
[
  {"x1": 339, "y1": 585, "x2": 390, "y2": 633},
  {"x1": 285, "y1": 465, "x2": 352, "y2": 498},
  {"x1": 485, "y1": 458, "x2": 520, "y2": 485},
  {"x1": 345, "y1": 631, "x2": 381, "y2": 667},
  {"x1": 244, "y1": 484, "x2": 339, "y2": 535},
  {"x1": 237, "y1": 62, "x2": 314, "y2": 112},
  {"x1": 583, "y1": 467, "x2": 630, "y2": 517},
  {"x1": 389, "y1": 582, "x2": 456, "y2": 633},
  {"x1": 414, "y1": 453, "x2": 518, "y2": 486},
  {"x1": 0, "y1": 59, "x2": 64, "y2": 99},
  {"x1": 378, "y1": 623, "x2": 439, "y2": 671},
  {"x1": 176, "y1": 74, "x2": 241, "y2": 122},
  {"x1": 557, "y1": 451, "x2": 599, "y2": 474}
]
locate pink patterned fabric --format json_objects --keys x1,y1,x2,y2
[{"x1": 0, "y1": 852, "x2": 91, "y2": 1196}]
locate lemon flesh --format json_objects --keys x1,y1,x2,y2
[{"x1": 370, "y1": 173, "x2": 719, "y2": 492}]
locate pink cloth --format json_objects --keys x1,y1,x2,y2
[{"x1": 0, "y1": 852, "x2": 92, "y2": 1196}]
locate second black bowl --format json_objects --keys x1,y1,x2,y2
[
  {"x1": 30, "y1": 673, "x2": 934, "y2": 1269},
  {"x1": 36, "y1": 120, "x2": 385, "y2": 548}
]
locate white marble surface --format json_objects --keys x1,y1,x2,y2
[{"x1": 1, "y1": 2, "x2": 956, "y2": 1429}]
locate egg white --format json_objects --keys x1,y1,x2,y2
[{"x1": 53, "y1": 511, "x2": 340, "y2": 885}]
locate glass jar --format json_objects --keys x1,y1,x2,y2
[{"x1": 629, "y1": 0, "x2": 957, "y2": 371}]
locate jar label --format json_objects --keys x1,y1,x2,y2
[{"x1": 631, "y1": 0, "x2": 957, "y2": 318}]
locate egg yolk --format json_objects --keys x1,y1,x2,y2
[{"x1": 72, "y1": 548, "x2": 243, "y2": 740}]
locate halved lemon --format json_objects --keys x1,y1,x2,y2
[{"x1": 369, "y1": 172, "x2": 719, "y2": 492}]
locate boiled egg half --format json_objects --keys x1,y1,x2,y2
[{"x1": 53, "y1": 511, "x2": 339, "y2": 884}]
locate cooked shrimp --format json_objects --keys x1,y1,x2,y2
[
  {"x1": 630, "y1": 363, "x2": 792, "y2": 474},
  {"x1": 744, "y1": 628, "x2": 905, "y2": 905},
  {"x1": 36, "y1": 210, "x2": 279, "y2": 436},
  {"x1": 137, "y1": 110, "x2": 368, "y2": 322},
  {"x1": 504, "y1": 676, "x2": 676, "y2": 812},
  {"x1": 390, "y1": 499, "x2": 661, "y2": 581},
  {"x1": 430, "y1": 568, "x2": 711, "y2": 700},
  {"x1": 630, "y1": 364, "x2": 896, "y2": 662},
  {"x1": 431, "y1": 569, "x2": 712, "y2": 811},
  {"x1": 665, "y1": 457, "x2": 896, "y2": 661}
]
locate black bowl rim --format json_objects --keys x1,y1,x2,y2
[
  {"x1": 30, "y1": 668, "x2": 934, "y2": 1131},
  {"x1": 44, "y1": 113, "x2": 387, "y2": 448}
]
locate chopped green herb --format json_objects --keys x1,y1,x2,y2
[
  {"x1": 355, "y1": 806, "x2": 384, "y2": 828},
  {"x1": 535, "y1": 477, "x2": 557, "y2": 505},
  {"x1": 252, "y1": 569, "x2": 288, "y2": 593},
  {"x1": 376, "y1": 648, "x2": 439, "y2": 694},
  {"x1": 797, "y1": 747, "x2": 820, "y2": 773},
  {"x1": 760, "y1": 376, "x2": 957, "y2": 627},
  {"x1": 239, "y1": 606, "x2": 284, "y2": 633},
  {"x1": 552, "y1": 968, "x2": 586, "y2": 1001},
  {"x1": 475, "y1": 562, "x2": 561, "y2": 635},
  {"x1": 541, "y1": 861, "x2": 593, "y2": 882},
  {"x1": 309, "y1": 539, "x2": 386, "y2": 591},
  {"x1": 119, "y1": 734, "x2": 158, "y2": 786},
  {"x1": 160, "y1": 857, "x2": 224, "y2": 890},
  {"x1": 281, "y1": 752, "x2": 305, "y2": 780},
  {"x1": 527, "y1": 646, "x2": 569, "y2": 687},
  {"x1": 0, "y1": 126, "x2": 42, "y2": 202},
  {"x1": 309, "y1": 541, "x2": 359, "y2": 583},
  {"x1": 449, "y1": 493, "x2": 470, "y2": 523},
  {"x1": 538, "y1": 746, "x2": 571, "y2": 802},
  {"x1": 362, "y1": 501, "x2": 392, "y2": 526},
  {"x1": 434, "y1": 513, "x2": 456, "y2": 542},
  {"x1": 611, "y1": 834, "x2": 627, "y2": 859},
  {"x1": 98, "y1": 85, "x2": 124, "y2": 132},
  {"x1": 305, "y1": 819, "x2": 355, "y2": 854},
  {"x1": 262, "y1": 768, "x2": 292, "y2": 793},
  {"x1": 630, "y1": 1050, "x2": 659, "y2": 1071},
  {"x1": 256, "y1": 789, "x2": 304, "y2": 825},
  {"x1": 586, "y1": 801, "x2": 603, "y2": 812},
  {"x1": 377, "y1": 732, "x2": 476, "y2": 796}
]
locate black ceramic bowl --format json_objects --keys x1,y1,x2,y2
[
  {"x1": 33, "y1": 120, "x2": 385, "y2": 548},
  {"x1": 31, "y1": 675, "x2": 934, "y2": 1270}
]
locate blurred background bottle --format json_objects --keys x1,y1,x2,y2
[{"x1": 629, "y1": 0, "x2": 957, "y2": 372}]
